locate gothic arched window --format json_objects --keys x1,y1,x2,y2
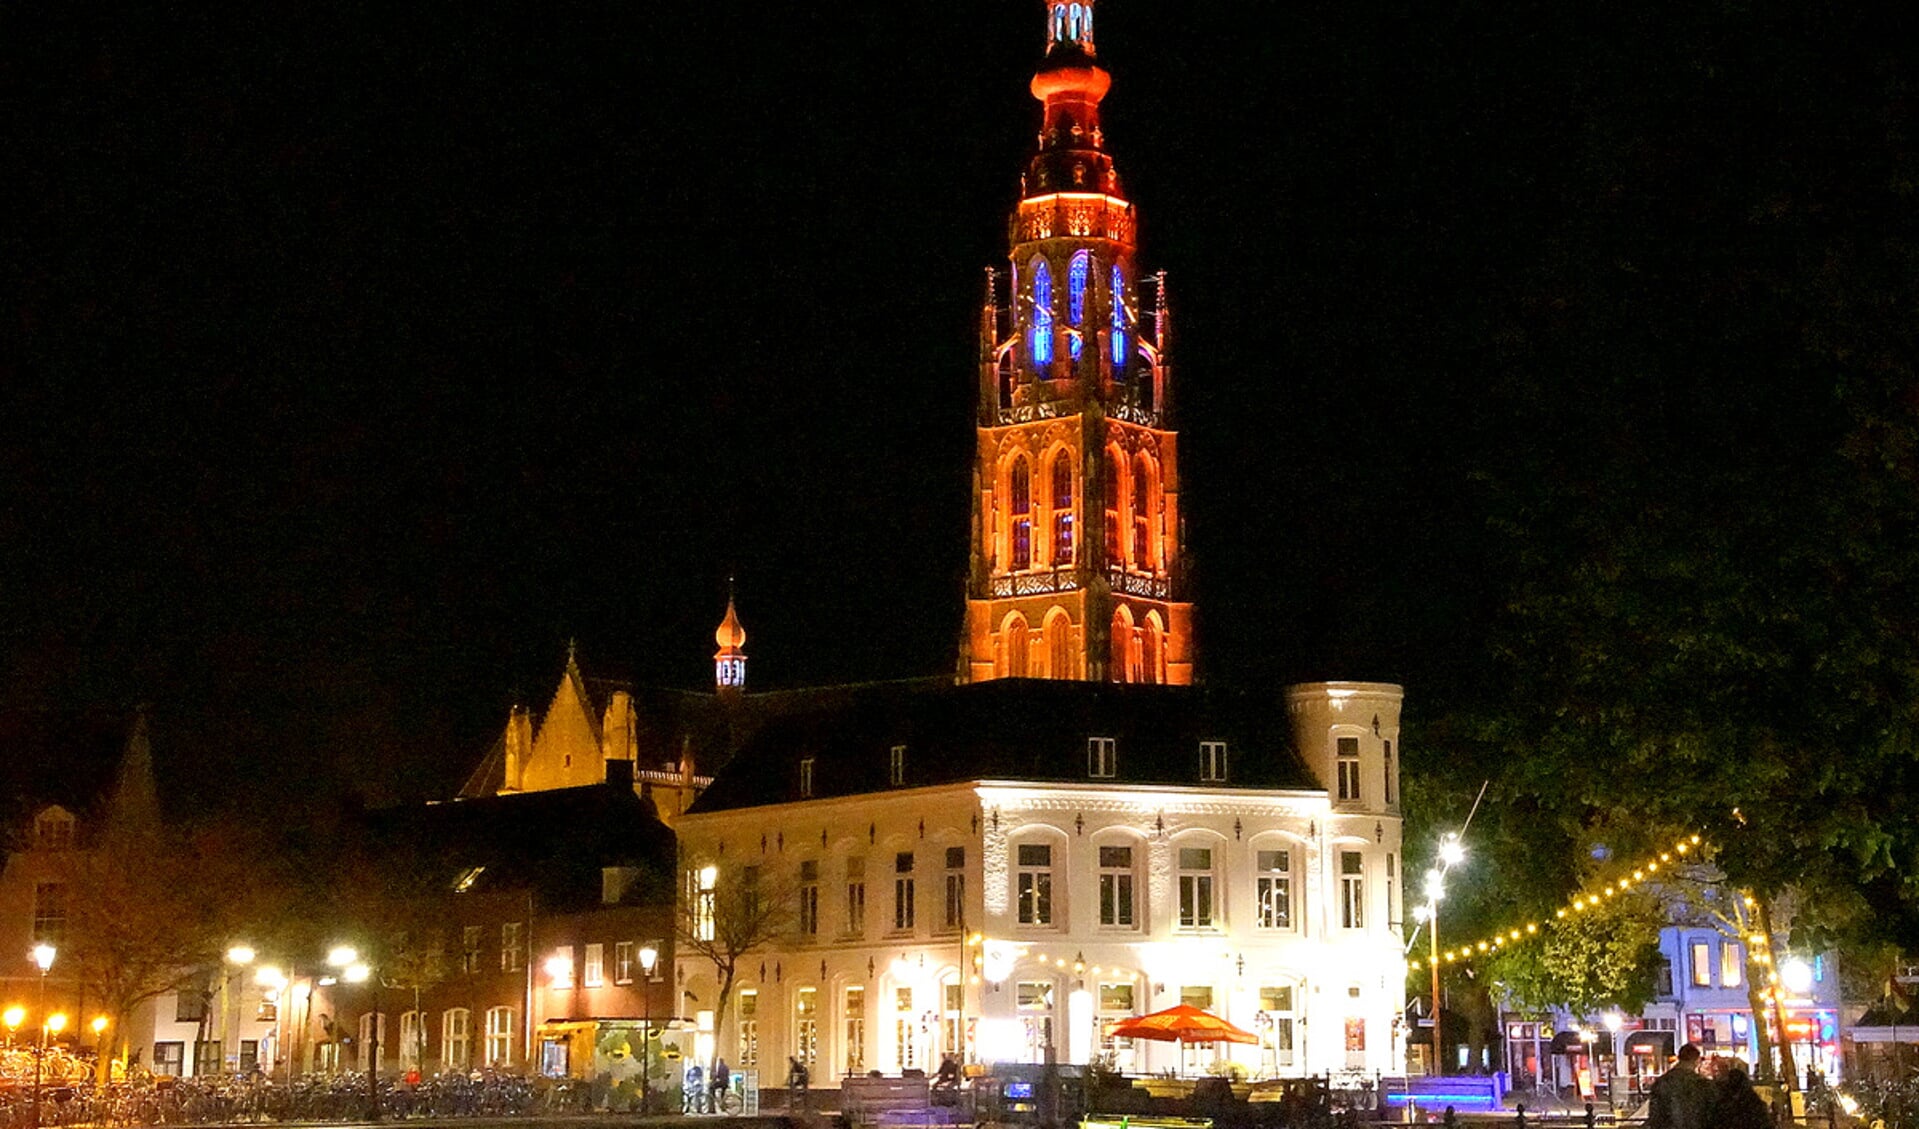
[
  {"x1": 1110, "y1": 265, "x2": 1129, "y2": 367},
  {"x1": 1068, "y1": 252, "x2": 1091, "y2": 360},
  {"x1": 1031, "y1": 259, "x2": 1054, "y2": 369},
  {"x1": 1003, "y1": 614, "x2": 1030, "y2": 679},
  {"x1": 1010, "y1": 456, "x2": 1033, "y2": 571},
  {"x1": 1052, "y1": 5, "x2": 1067, "y2": 43},
  {"x1": 1143, "y1": 613, "x2": 1164, "y2": 685},
  {"x1": 1045, "y1": 610, "x2": 1073, "y2": 680},
  {"x1": 1103, "y1": 448, "x2": 1122, "y2": 565},
  {"x1": 1109, "y1": 607, "x2": 1132, "y2": 684},
  {"x1": 1051, "y1": 451, "x2": 1074, "y2": 565},
  {"x1": 1132, "y1": 457, "x2": 1152, "y2": 570}
]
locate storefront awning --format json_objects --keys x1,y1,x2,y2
[
  {"x1": 1626, "y1": 1030, "x2": 1675, "y2": 1057},
  {"x1": 1548, "y1": 1031, "x2": 1589, "y2": 1055}
]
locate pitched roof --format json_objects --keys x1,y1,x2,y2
[
  {"x1": 0, "y1": 707, "x2": 143, "y2": 829},
  {"x1": 689, "y1": 679, "x2": 1322, "y2": 813}
]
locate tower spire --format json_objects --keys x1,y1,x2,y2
[
  {"x1": 714, "y1": 588, "x2": 747, "y2": 694},
  {"x1": 960, "y1": 1, "x2": 1193, "y2": 686}
]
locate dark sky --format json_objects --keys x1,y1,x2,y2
[{"x1": 5, "y1": 2, "x2": 1906, "y2": 812}]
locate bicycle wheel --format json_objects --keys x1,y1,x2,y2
[{"x1": 719, "y1": 1090, "x2": 743, "y2": 1115}]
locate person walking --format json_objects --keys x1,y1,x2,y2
[
  {"x1": 787, "y1": 1056, "x2": 809, "y2": 1113},
  {"x1": 1709, "y1": 1065, "x2": 1771, "y2": 1129},
  {"x1": 710, "y1": 1057, "x2": 732, "y2": 1112},
  {"x1": 1648, "y1": 1044, "x2": 1718, "y2": 1129}
]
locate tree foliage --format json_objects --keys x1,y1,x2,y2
[{"x1": 1484, "y1": 893, "x2": 1664, "y2": 1016}]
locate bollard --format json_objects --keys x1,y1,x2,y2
[
  {"x1": 1586, "y1": 1101, "x2": 1597, "y2": 1129},
  {"x1": 1444, "y1": 1105, "x2": 1458, "y2": 1129},
  {"x1": 1516, "y1": 1103, "x2": 1527, "y2": 1129}
]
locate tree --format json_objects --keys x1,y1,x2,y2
[
  {"x1": 1483, "y1": 892, "x2": 1664, "y2": 1018},
  {"x1": 676, "y1": 860, "x2": 793, "y2": 1065}
]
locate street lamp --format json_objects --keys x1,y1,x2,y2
[
  {"x1": 638, "y1": 943, "x2": 659, "y2": 1115},
  {"x1": 30, "y1": 943, "x2": 56, "y2": 1129},
  {"x1": 1579, "y1": 1026, "x2": 1598, "y2": 1101},
  {"x1": 329, "y1": 945, "x2": 380, "y2": 1122}
]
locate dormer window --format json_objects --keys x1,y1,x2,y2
[
  {"x1": 1088, "y1": 737, "x2": 1116, "y2": 778},
  {"x1": 1200, "y1": 741, "x2": 1228, "y2": 783},
  {"x1": 890, "y1": 745, "x2": 906, "y2": 787},
  {"x1": 799, "y1": 757, "x2": 815, "y2": 799},
  {"x1": 35, "y1": 811, "x2": 74, "y2": 851}
]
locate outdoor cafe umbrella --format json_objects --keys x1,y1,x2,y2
[{"x1": 1106, "y1": 1004, "x2": 1258, "y2": 1074}]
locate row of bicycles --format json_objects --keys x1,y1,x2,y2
[{"x1": 0, "y1": 1070, "x2": 568, "y2": 1127}]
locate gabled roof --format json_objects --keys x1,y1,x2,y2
[
  {"x1": 0, "y1": 707, "x2": 145, "y2": 831},
  {"x1": 690, "y1": 679, "x2": 1321, "y2": 814}
]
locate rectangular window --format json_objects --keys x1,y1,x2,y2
[
  {"x1": 799, "y1": 860, "x2": 821, "y2": 937},
  {"x1": 1722, "y1": 943, "x2": 1743, "y2": 988},
  {"x1": 152, "y1": 1042, "x2": 184, "y2": 1077},
  {"x1": 894, "y1": 851, "x2": 916, "y2": 931},
  {"x1": 1180, "y1": 985, "x2": 1214, "y2": 1011},
  {"x1": 845, "y1": 858, "x2": 867, "y2": 937},
  {"x1": 1257, "y1": 849, "x2": 1293, "y2": 928},
  {"x1": 1178, "y1": 847, "x2": 1214, "y2": 928},
  {"x1": 1655, "y1": 956, "x2": 1675, "y2": 997},
  {"x1": 175, "y1": 979, "x2": 209, "y2": 1023},
  {"x1": 843, "y1": 986, "x2": 865, "y2": 1073},
  {"x1": 1691, "y1": 940, "x2": 1713, "y2": 987},
  {"x1": 485, "y1": 1007, "x2": 514, "y2": 1066},
  {"x1": 1200, "y1": 741, "x2": 1228, "y2": 782},
  {"x1": 194, "y1": 1040, "x2": 222, "y2": 1076},
  {"x1": 1018, "y1": 981, "x2": 1055, "y2": 1011},
  {"x1": 1386, "y1": 853, "x2": 1397, "y2": 925},
  {"x1": 942, "y1": 982, "x2": 964, "y2": 1058},
  {"x1": 1099, "y1": 845, "x2": 1135, "y2": 927},
  {"x1": 799, "y1": 757, "x2": 815, "y2": 798},
  {"x1": 1383, "y1": 739, "x2": 1396, "y2": 804},
  {"x1": 890, "y1": 745, "x2": 906, "y2": 786},
  {"x1": 739, "y1": 990, "x2": 759, "y2": 1068},
  {"x1": 1340, "y1": 850, "x2": 1365, "y2": 929},
  {"x1": 895, "y1": 986, "x2": 918, "y2": 1071},
  {"x1": 942, "y1": 847, "x2": 966, "y2": 932},
  {"x1": 1088, "y1": 737, "x2": 1116, "y2": 778},
  {"x1": 1016, "y1": 843, "x2": 1053, "y2": 926},
  {"x1": 692, "y1": 866, "x2": 717, "y2": 941},
  {"x1": 795, "y1": 987, "x2": 819, "y2": 1069},
  {"x1": 501, "y1": 921, "x2": 524, "y2": 972},
  {"x1": 462, "y1": 926, "x2": 483, "y2": 974},
  {"x1": 240, "y1": 1040, "x2": 260, "y2": 1074},
  {"x1": 399, "y1": 1013, "x2": 423, "y2": 1069},
  {"x1": 550, "y1": 945, "x2": 575, "y2": 989},
  {"x1": 1336, "y1": 736, "x2": 1361, "y2": 802},
  {"x1": 32, "y1": 882, "x2": 66, "y2": 943},
  {"x1": 615, "y1": 940, "x2": 634, "y2": 984},
  {"x1": 584, "y1": 943, "x2": 604, "y2": 988}
]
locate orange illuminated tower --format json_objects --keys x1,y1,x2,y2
[{"x1": 962, "y1": 0, "x2": 1193, "y2": 685}]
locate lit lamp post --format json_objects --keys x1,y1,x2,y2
[
  {"x1": 328, "y1": 946, "x2": 379, "y2": 1122},
  {"x1": 638, "y1": 943, "x2": 659, "y2": 1114},
  {"x1": 1415, "y1": 834, "x2": 1465, "y2": 1077},
  {"x1": 30, "y1": 942, "x2": 56, "y2": 1129},
  {"x1": 1604, "y1": 1011, "x2": 1624, "y2": 1103},
  {"x1": 1579, "y1": 1026, "x2": 1598, "y2": 1102},
  {"x1": 255, "y1": 965, "x2": 291, "y2": 1086}
]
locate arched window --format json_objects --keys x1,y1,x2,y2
[
  {"x1": 1051, "y1": 451, "x2": 1074, "y2": 565},
  {"x1": 1010, "y1": 456, "x2": 1033, "y2": 570},
  {"x1": 1069, "y1": 253, "x2": 1091, "y2": 362},
  {"x1": 1045, "y1": 611, "x2": 1073, "y2": 680},
  {"x1": 1052, "y1": 5, "x2": 1066, "y2": 42},
  {"x1": 1069, "y1": 4, "x2": 1081, "y2": 40},
  {"x1": 1110, "y1": 607, "x2": 1132, "y2": 684},
  {"x1": 1103, "y1": 449, "x2": 1122, "y2": 564},
  {"x1": 999, "y1": 357, "x2": 1013, "y2": 410},
  {"x1": 1031, "y1": 260, "x2": 1054, "y2": 368},
  {"x1": 1143, "y1": 614, "x2": 1164, "y2": 685},
  {"x1": 1002, "y1": 614, "x2": 1030, "y2": 679},
  {"x1": 1131, "y1": 458, "x2": 1152, "y2": 570},
  {"x1": 1110, "y1": 266, "x2": 1129, "y2": 367}
]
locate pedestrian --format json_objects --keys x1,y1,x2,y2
[
  {"x1": 787, "y1": 1056, "x2": 809, "y2": 1113},
  {"x1": 1710, "y1": 1065, "x2": 1770, "y2": 1129},
  {"x1": 1647, "y1": 1044, "x2": 1718, "y2": 1129},
  {"x1": 685, "y1": 1061, "x2": 705, "y2": 1114},
  {"x1": 711, "y1": 1057, "x2": 731, "y2": 1111}
]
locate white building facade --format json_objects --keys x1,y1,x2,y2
[{"x1": 674, "y1": 680, "x2": 1406, "y2": 1081}]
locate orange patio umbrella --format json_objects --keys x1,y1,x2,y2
[{"x1": 1107, "y1": 1003, "x2": 1259, "y2": 1060}]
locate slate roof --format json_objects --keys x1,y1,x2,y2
[{"x1": 689, "y1": 679, "x2": 1322, "y2": 814}]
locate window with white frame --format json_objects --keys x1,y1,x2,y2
[
  {"x1": 795, "y1": 988, "x2": 819, "y2": 1069},
  {"x1": 615, "y1": 941, "x2": 634, "y2": 984},
  {"x1": 894, "y1": 851, "x2": 916, "y2": 931},
  {"x1": 399, "y1": 1011, "x2": 423, "y2": 1069},
  {"x1": 738, "y1": 989, "x2": 759, "y2": 1067},
  {"x1": 843, "y1": 986, "x2": 865, "y2": 1072},
  {"x1": 1386, "y1": 853, "x2": 1397, "y2": 925},
  {"x1": 799, "y1": 860, "x2": 821, "y2": 937},
  {"x1": 358, "y1": 1013, "x2": 386, "y2": 1071},
  {"x1": 1088, "y1": 737, "x2": 1116, "y2": 778},
  {"x1": 462, "y1": 926, "x2": 483, "y2": 974},
  {"x1": 1339, "y1": 850, "x2": 1365, "y2": 928},
  {"x1": 692, "y1": 866, "x2": 717, "y2": 941},
  {"x1": 1260, "y1": 986, "x2": 1297, "y2": 1066},
  {"x1": 1200, "y1": 741, "x2": 1228, "y2": 782},
  {"x1": 942, "y1": 847, "x2": 965, "y2": 932},
  {"x1": 443, "y1": 1006, "x2": 470, "y2": 1075},
  {"x1": 890, "y1": 745, "x2": 906, "y2": 786},
  {"x1": 584, "y1": 943, "x2": 604, "y2": 988},
  {"x1": 1098, "y1": 844, "x2": 1136, "y2": 927},
  {"x1": 1336, "y1": 737, "x2": 1361, "y2": 802},
  {"x1": 501, "y1": 921, "x2": 524, "y2": 972},
  {"x1": 845, "y1": 858, "x2": 867, "y2": 937},
  {"x1": 1691, "y1": 939, "x2": 1713, "y2": 986},
  {"x1": 485, "y1": 1007, "x2": 514, "y2": 1066},
  {"x1": 549, "y1": 946, "x2": 574, "y2": 989},
  {"x1": 1256, "y1": 848, "x2": 1293, "y2": 928},
  {"x1": 1178, "y1": 846, "x2": 1215, "y2": 928},
  {"x1": 1017, "y1": 842, "x2": 1055, "y2": 926},
  {"x1": 895, "y1": 986, "x2": 918, "y2": 1071}
]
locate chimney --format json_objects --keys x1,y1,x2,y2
[{"x1": 604, "y1": 757, "x2": 634, "y2": 789}]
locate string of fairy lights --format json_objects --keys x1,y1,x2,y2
[{"x1": 1406, "y1": 833, "x2": 1706, "y2": 972}]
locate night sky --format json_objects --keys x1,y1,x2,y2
[{"x1": 6, "y1": 3, "x2": 1905, "y2": 812}]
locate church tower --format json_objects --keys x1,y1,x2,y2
[{"x1": 963, "y1": 0, "x2": 1194, "y2": 685}]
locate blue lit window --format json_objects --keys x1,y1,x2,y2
[
  {"x1": 1052, "y1": 6, "x2": 1066, "y2": 42},
  {"x1": 1031, "y1": 259, "x2": 1054, "y2": 368},
  {"x1": 1069, "y1": 4, "x2": 1082, "y2": 40},
  {"x1": 1068, "y1": 252, "x2": 1090, "y2": 360},
  {"x1": 1110, "y1": 266, "x2": 1128, "y2": 366}
]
